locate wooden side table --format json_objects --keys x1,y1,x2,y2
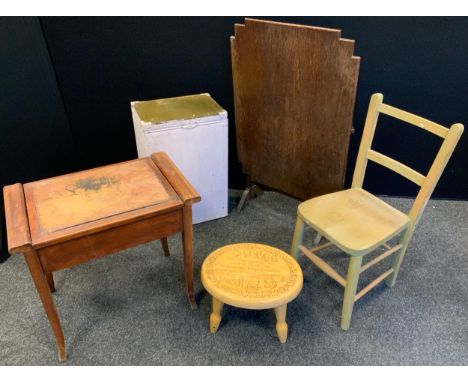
[
  {"x1": 3, "y1": 152, "x2": 200, "y2": 362},
  {"x1": 201, "y1": 243, "x2": 303, "y2": 343}
]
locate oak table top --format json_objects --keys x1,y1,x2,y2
[{"x1": 231, "y1": 18, "x2": 360, "y2": 200}]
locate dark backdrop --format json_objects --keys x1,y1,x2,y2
[
  {"x1": 0, "y1": 17, "x2": 79, "y2": 262},
  {"x1": 1, "y1": 16, "x2": 467, "y2": 261}
]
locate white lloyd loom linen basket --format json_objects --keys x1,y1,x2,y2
[{"x1": 131, "y1": 93, "x2": 228, "y2": 224}]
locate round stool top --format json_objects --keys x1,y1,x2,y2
[{"x1": 201, "y1": 243, "x2": 303, "y2": 309}]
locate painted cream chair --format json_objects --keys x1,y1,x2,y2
[{"x1": 290, "y1": 93, "x2": 464, "y2": 330}]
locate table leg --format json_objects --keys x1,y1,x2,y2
[
  {"x1": 24, "y1": 250, "x2": 66, "y2": 362},
  {"x1": 45, "y1": 271, "x2": 55, "y2": 293},
  {"x1": 182, "y1": 204, "x2": 197, "y2": 309},
  {"x1": 160, "y1": 237, "x2": 170, "y2": 257},
  {"x1": 274, "y1": 304, "x2": 288, "y2": 343},
  {"x1": 210, "y1": 296, "x2": 224, "y2": 333}
]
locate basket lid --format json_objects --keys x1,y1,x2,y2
[{"x1": 133, "y1": 93, "x2": 226, "y2": 124}]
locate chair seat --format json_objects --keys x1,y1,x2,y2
[{"x1": 298, "y1": 188, "x2": 410, "y2": 255}]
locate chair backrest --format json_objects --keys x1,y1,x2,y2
[{"x1": 352, "y1": 93, "x2": 464, "y2": 227}]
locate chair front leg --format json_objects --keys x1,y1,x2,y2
[
  {"x1": 290, "y1": 216, "x2": 305, "y2": 260},
  {"x1": 341, "y1": 255, "x2": 362, "y2": 330}
]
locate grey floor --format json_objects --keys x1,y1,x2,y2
[{"x1": 1, "y1": 191, "x2": 467, "y2": 365}]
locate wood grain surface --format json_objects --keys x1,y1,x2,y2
[
  {"x1": 23, "y1": 157, "x2": 182, "y2": 247},
  {"x1": 298, "y1": 188, "x2": 409, "y2": 255},
  {"x1": 231, "y1": 18, "x2": 360, "y2": 199},
  {"x1": 151, "y1": 152, "x2": 201, "y2": 204}
]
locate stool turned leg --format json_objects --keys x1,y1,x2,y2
[
  {"x1": 274, "y1": 304, "x2": 288, "y2": 343},
  {"x1": 45, "y1": 271, "x2": 55, "y2": 293},
  {"x1": 160, "y1": 237, "x2": 170, "y2": 257},
  {"x1": 210, "y1": 297, "x2": 224, "y2": 333}
]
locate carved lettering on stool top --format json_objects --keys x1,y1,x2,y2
[{"x1": 202, "y1": 243, "x2": 303, "y2": 309}]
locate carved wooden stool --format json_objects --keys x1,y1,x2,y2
[
  {"x1": 201, "y1": 243, "x2": 303, "y2": 343},
  {"x1": 3, "y1": 152, "x2": 200, "y2": 361}
]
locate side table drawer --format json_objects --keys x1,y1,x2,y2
[{"x1": 38, "y1": 209, "x2": 184, "y2": 272}]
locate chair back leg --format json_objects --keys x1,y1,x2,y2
[
  {"x1": 385, "y1": 225, "x2": 415, "y2": 287},
  {"x1": 341, "y1": 256, "x2": 363, "y2": 330},
  {"x1": 290, "y1": 216, "x2": 306, "y2": 260}
]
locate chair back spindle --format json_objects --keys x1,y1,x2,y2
[{"x1": 352, "y1": 93, "x2": 464, "y2": 227}]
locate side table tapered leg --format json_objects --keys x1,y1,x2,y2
[
  {"x1": 182, "y1": 204, "x2": 197, "y2": 309},
  {"x1": 160, "y1": 237, "x2": 170, "y2": 257},
  {"x1": 45, "y1": 271, "x2": 55, "y2": 293},
  {"x1": 210, "y1": 297, "x2": 224, "y2": 333},
  {"x1": 274, "y1": 304, "x2": 288, "y2": 343},
  {"x1": 24, "y1": 250, "x2": 66, "y2": 362}
]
